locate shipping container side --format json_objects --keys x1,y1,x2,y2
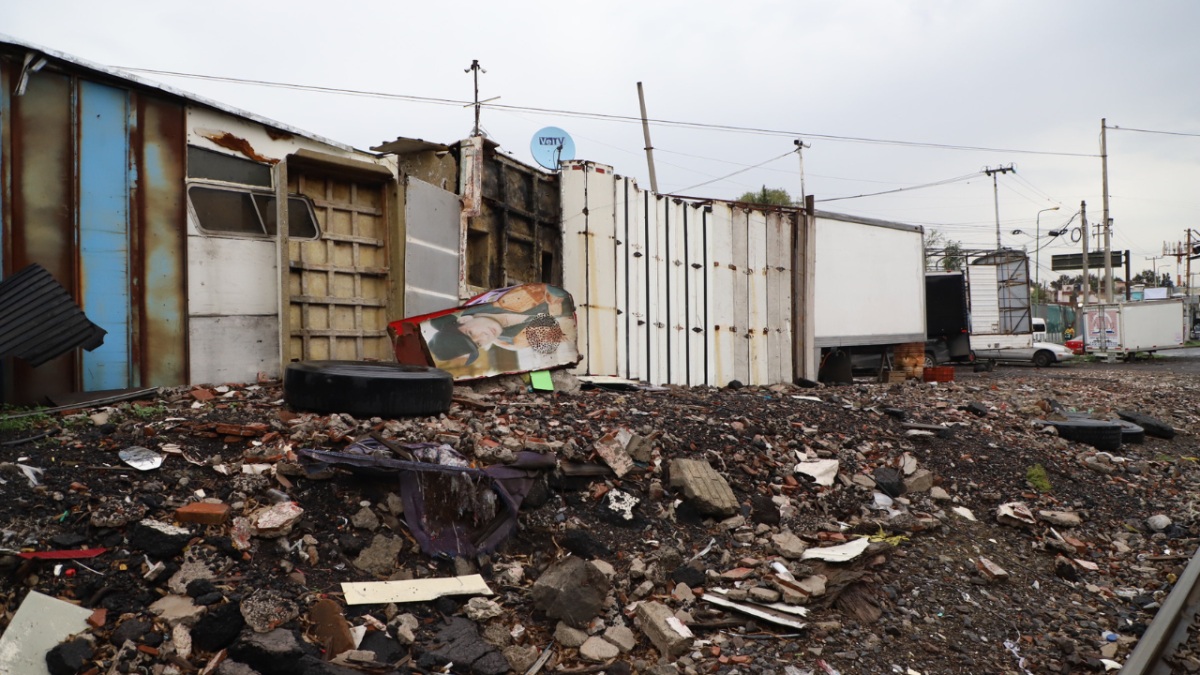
[{"x1": 813, "y1": 214, "x2": 925, "y2": 347}]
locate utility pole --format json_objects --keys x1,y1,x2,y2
[
  {"x1": 1188, "y1": 229, "x2": 1194, "y2": 296},
  {"x1": 794, "y1": 139, "x2": 811, "y2": 205},
  {"x1": 636, "y1": 82, "x2": 659, "y2": 195},
  {"x1": 1080, "y1": 201, "x2": 1088, "y2": 351},
  {"x1": 465, "y1": 60, "x2": 486, "y2": 137},
  {"x1": 1146, "y1": 255, "x2": 1164, "y2": 287},
  {"x1": 984, "y1": 164, "x2": 1016, "y2": 249},
  {"x1": 1100, "y1": 119, "x2": 1114, "y2": 303}
]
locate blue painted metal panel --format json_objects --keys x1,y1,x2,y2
[{"x1": 79, "y1": 80, "x2": 130, "y2": 390}]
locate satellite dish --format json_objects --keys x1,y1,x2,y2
[{"x1": 530, "y1": 127, "x2": 575, "y2": 170}]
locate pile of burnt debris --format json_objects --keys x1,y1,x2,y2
[{"x1": 2, "y1": 364, "x2": 1199, "y2": 675}]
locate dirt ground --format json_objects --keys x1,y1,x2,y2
[{"x1": 2, "y1": 358, "x2": 1199, "y2": 675}]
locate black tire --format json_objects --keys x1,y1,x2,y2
[
  {"x1": 284, "y1": 361, "x2": 453, "y2": 418},
  {"x1": 1032, "y1": 350, "x2": 1054, "y2": 368},
  {"x1": 1116, "y1": 410, "x2": 1176, "y2": 439},
  {"x1": 924, "y1": 352, "x2": 936, "y2": 369},
  {"x1": 1041, "y1": 419, "x2": 1123, "y2": 452},
  {"x1": 1111, "y1": 419, "x2": 1146, "y2": 444}
]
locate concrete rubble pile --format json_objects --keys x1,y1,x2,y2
[{"x1": 1, "y1": 366, "x2": 1199, "y2": 675}]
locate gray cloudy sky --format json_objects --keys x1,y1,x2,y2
[{"x1": 5, "y1": 1, "x2": 1199, "y2": 281}]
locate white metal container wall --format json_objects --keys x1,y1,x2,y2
[
  {"x1": 968, "y1": 264, "x2": 1001, "y2": 334},
  {"x1": 666, "y1": 199, "x2": 688, "y2": 384},
  {"x1": 747, "y1": 210, "x2": 770, "y2": 386},
  {"x1": 685, "y1": 203, "x2": 707, "y2": 387},
  {"x1": 707, "y1": 205, "x2": 738, "y2": 387},
  {"x1": 561, "y1": 161, "x2": 793, "y2": 387}
]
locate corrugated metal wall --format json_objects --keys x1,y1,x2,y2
[
  {"x1": 561, "y1": 160, "x2": 794, "y2": 387},
  {"x1": 0, "y1": 56, "x2": 187, "y2": 404}
]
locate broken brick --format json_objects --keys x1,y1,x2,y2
[{"x1": 175, "y1": 502, "x2": 232, "y2": 526}]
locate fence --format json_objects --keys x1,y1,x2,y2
[{"x1": 560, "y1": 161, "x2": 796, "y2": 387}]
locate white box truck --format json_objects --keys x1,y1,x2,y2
[
  {"x1": 813, "y1": 211, "x2": 926, "y2": 379},
  {"x1": 1082, "y1": 299, "x2": 1186, "y2": 357}
]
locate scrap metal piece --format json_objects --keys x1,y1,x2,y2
[
  {"x1": 0, "y1": 263, "x2": 106, "y2": 367},
  {"x1": 119, "y1": 446, "x2": 163, "y2": 471}
]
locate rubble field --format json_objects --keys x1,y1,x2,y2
[{"x1": 2, "y1": 363, "x2": 1200, "y2": 675}]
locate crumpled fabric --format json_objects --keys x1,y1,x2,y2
[{"x1": 297, "y1": 440, "x2": 555, "y2": 558}]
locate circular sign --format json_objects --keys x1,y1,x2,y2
[{"x1": 530, "y1": 127, "x2": 575, "y2": 170}]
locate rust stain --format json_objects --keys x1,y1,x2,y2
[
  {"x1": 201, "y1": 130, "x2": 279, "y2": 165},
  {"x1": 264, "y1": 127, "x2": 294, "y2": 141}
]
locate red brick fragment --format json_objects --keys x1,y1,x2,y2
[{"x1": 175, "y1": 502, "x2": 232, "y2": 525}]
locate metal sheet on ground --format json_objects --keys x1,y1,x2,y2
[{"x1": 0, "y1": 590, "x2": 94, "y2": 675}]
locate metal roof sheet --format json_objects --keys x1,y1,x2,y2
[
  {"x1": 0, "y1": 264, "x2": 107, "y2": 368},
  {"x1": 0, "y1": 33, "x2": 360, "y2": 154}
]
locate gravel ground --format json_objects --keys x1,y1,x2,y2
[{"x1": 2, "y1": 361, "x2": 1199, "y2": 675}]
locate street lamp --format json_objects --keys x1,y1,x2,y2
[{"x1": 1035, "y1": 207, "x2": 1060, "y2": 301}]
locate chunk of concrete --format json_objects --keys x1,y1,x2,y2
[
  {"x1": 771, "y1": 532, "x2": 808, "y2": 559},
  {"x1": 531, "y1": 557, "x2": 611, "y2": 629},
  {"x1": 603, "y1": 624, "x2": 637, "y2": 653},
  {"x1": 555, "y1": 621, "x2": 590, "y2": 648},
  {"x1": 669, "y1": 459, "x2": 738, "y2": 517},
  {"x1": 149, "y1": 594, "x2": 205, "y2": 627},
  {"x1": 635, "y1": 601, "x2": 694, "y2": 660},
  {"x1": 240, "y1": 589, "x2": 300, "y2": 634},
  {"x1": 353, "y1": 534, "x2": 403, "y2": 575},
  {"x1": 580, "y1": 635, "x2": 620, "y2": 662},
  {"x1": 902, "y1": 469, "x2": 934, "y2": 494}
]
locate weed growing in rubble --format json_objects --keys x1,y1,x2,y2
[
  {"x1": 1026, "y1": 464, "x2": 1052, "y2": 493},
  {"x1": 0, "y1": 408, "x2": 51, "y2": 433},
  {"x1": 130, "y1": 404, "x2": 167, "y2": 419}
]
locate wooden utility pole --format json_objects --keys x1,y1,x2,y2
[
  {"x1": 984, "y1": 165, "x2": 1016, "y2": 248},
  {"x1": 636, "y1": 82, "x2": 659, "y2": 194}
]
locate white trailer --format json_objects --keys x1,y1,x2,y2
[
  {"x1": 1082, "y1": 299, "x2": 1186, "y2": 357},
  {"x1": 813, "y1": 211, "x2": 926, "y2": 350}
]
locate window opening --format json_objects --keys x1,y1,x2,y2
[
  {"x1": 188, "y1": 185, "x2": 319, "y2": 240},
  {"x1": 187, "y1": 145, "x2": 272, "y2": 187}
]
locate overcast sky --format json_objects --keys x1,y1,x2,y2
[{"x1": 5, "y1": 1, "x2": 1199, "y2": 282}]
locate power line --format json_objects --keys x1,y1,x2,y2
[
  {"x1": 815, "y1": 171, "x2": 981, "y2": 202},
  {"x1": 117, "y1": 66, "x2": 1100, "y2": 158},
  {"x1": 675, "y1": 151, "x2": 797, "y2": 193},
  {"x1": 1107, "y1": 125, "x2": 1200, "y2": 139}
]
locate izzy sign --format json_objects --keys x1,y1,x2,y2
[{"x1": 530, "y1": 127, "x2": 575, "y2": 170}]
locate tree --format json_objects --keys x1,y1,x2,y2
[
  {"x1": 1130, "y1": 269, "x2": 1173, "y2": 287},
  {"x1": 924, "y1": 230, "x2": 964, "y2": 272},
  {"x1": 736, "y1": 186, "x2": 794, "y2": 207}
]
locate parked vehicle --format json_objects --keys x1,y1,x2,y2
[
  {"x1": 974, "y1": 340, "x2": 1076, "y2": 367},
  {"x1": 1081, "y1": 299, "x2": 1186, "y2": 357}
]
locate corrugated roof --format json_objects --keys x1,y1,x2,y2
[
  {"x1": 0, "y1": 33, "x2": 360, "y2": 154},
  {"x1": 0, "y1": 264, "x2": 107, "y2": 368}
]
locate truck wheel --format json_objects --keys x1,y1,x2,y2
[
  {"x1": 1032, "y1": 350, "x2": 1054, "y2": 368},
  {"x1": 1041, "y1": 419, "x2": 1123, "y2": 451},
  {"x1": 1116, "y1": 410, "x2": 1176, "y2": 439},
  {"x1": 284, "y1": 361, "x2": 454, "y2": 418},
  {"x1": 924, "y1": 352, "x2": 936, "y2": 368}
]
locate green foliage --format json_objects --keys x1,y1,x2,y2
[
  {"x1": 0, "y1": 410, "x2": 51, "y2": 434},
  {"x1": 130, "y1": 404, "x2": 167, "y2": 419},
  {"x1": 736, "y1": 186, "x2": 794, "y2": 207},
  {"x1": 924, "y1": 230, "x2": 964, "y2": 271},
  {"x1": 1026, "y1": 464, "x2": 1052, "y2": 493}
]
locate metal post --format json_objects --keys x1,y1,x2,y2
[
  {"x1": 1101, "y1": 119, "x2": 1113, "y2": 302},
  {"x1": 1125, "y1": 250, "x2": 1131, "y2": 301},
  {"x1": 1080, "y1": 201, "x2": 1088, "y2": 352},
  {"x1": 465, "y1": 60, "x2": 485, "y2": 137},
  {"x1": 795, "y1": 139, "x2": 810, "y2": 204},
  {"x1": 636, "y1": 82, "x2": 659, "y2": 195},
  {"x1": 1035, "y1": 206, "x2": 1059, "y2": 302},
  {"x1": 984, "y1": 165, "x2": 1015, "y2": 248}
]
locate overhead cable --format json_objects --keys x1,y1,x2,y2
[{"x1": 117, "y1": 66, "x2": 1098, "y2": 158}]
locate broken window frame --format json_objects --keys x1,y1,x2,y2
[{"x1": 186, "y1": 182, "x2": 321, "y2": 241}]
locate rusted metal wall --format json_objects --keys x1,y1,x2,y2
[
  {"x1": 0, "y1": 50, "x2": 189, "y2": 404},
  {"x1": 462, "y1": 141, "x2": 561, "y2": 297}
]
